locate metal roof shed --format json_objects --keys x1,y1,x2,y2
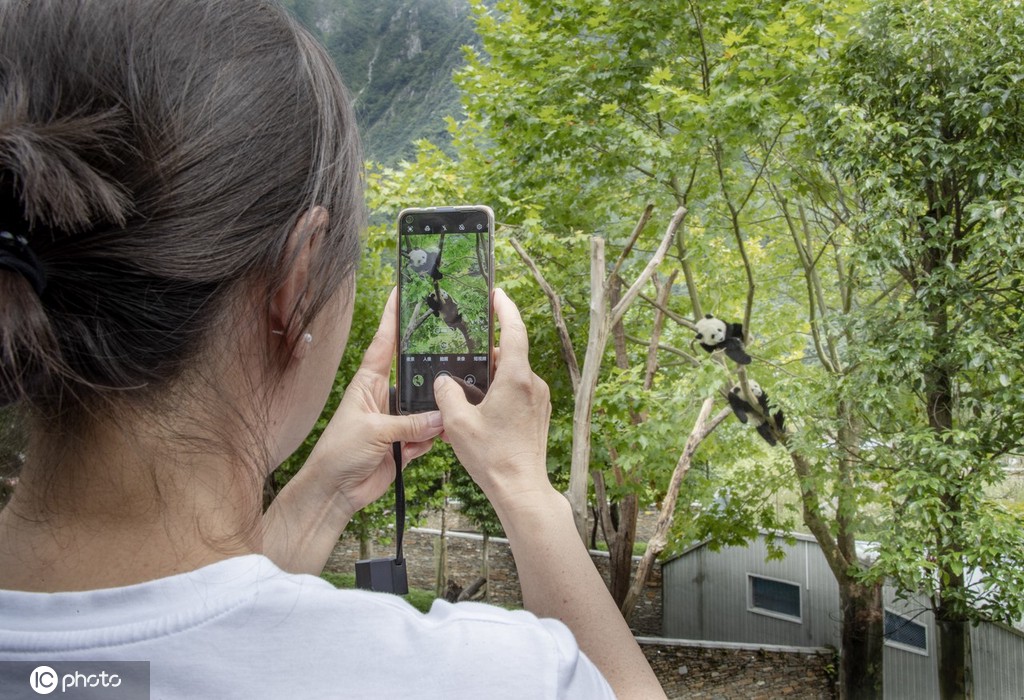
[{"x1": 661, "y1": 532, "x2": 1024, "y2": 699}]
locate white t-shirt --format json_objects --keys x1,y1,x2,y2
[{"x1": 0, "y1": 555, "x2": 614, "y2": 698}]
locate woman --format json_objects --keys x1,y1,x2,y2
[{"x1": 0, "y1": 1, "x2": 664, "y2": 697}]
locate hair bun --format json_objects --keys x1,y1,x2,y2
[{"x1": 0, "y1": 108, "x2": 132, "y2": 234}]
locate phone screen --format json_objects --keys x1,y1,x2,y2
[{"x1": 396, "y1": 207, "x2": 493, "y2": 413}]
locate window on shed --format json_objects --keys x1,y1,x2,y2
[
  {"x1": 884, "y1": 610, "x2": 928, "y2": 654},
  {"x1": 748, "y1": 575, "x2": 801, "y2": 621}
]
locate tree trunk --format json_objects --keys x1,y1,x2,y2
[
  {"x1": 594, "y1": 467, "x2": 639, "y2": 608},
  {"x1": 936, "y1": 608, "x2": 972, "y2": 700},
  {"x1": 607, "y1": 494, "x2": 638, "y2": 607},
  {"x1": 435, "y1": 482, "x2": 449, "y2": 597},
  {"x1": 838, "y1": 580, "x2": 884, "y2": 700},
  {"x1": 352, "y1": 511, "x2": 375, "y2": 559},
  {"x1": 923, "y1": 291, "x2": 971, "y2": 700},
  {"x1": 566, "y1": 209, "x2": 685, "y2": 541},
  {"x1": 359, "y1": 532, "x2": 374, "y2": 560},
  {"x1": 480, "y1": 532, "x2": 490, "y2": 601},
  {"x1": 567, "y1": 237, "x2": 608, "y2": 541}
]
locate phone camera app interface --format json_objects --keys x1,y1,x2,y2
[{"x1": 400, "y1": 211, "x2": 491, "y2": 411}]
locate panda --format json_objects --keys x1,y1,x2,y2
[
  {"x1": 425, "y1": 290, "x2": 474, "y2": 353},
  {"x1": 694, "y1": 313, "x2": 751, "y2": 365},
  {"x1": 408, "y1": 247, "x2": 443, "y2": 281},
  {"x1": 727, "y1": 379, "x2": 785, "y2": 446},
  {"x1": 425, "y1": 289, "x2": 463, "y2": 325}
]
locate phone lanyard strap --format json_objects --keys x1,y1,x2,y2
[{"x1": 393, "y1": 440, "x2": 405, "y2": 564}]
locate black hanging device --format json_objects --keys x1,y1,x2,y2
[{"x1": 354, "y1": 388, "x2": 409, "y2": 594}]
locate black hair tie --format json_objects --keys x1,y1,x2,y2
[{"x1": 0, "y1": 230, "x2": 47, "y2": 296}]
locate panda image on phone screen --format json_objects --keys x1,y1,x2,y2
[{"x1": 396, "y1": 207, "x2": 494, "y2": 414}]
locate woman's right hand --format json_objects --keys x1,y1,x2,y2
[{"x1": 432, "y1": 288, "x2": 553, "y2": 509}]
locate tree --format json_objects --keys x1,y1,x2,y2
[
  {"x1": 510, "y1": 206, "x2": 726, "y2": 609},
  {"x1": 816, "y1": 1, "x2": 1024, "y2": 697},
  {"x1": 452, "y1": 2, "x2": 893, "y2": 697}
]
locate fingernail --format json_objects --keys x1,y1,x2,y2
[
  {"x1": 434, "y1": 374, "x2": 450, "y2": 388},
  {"x1": 425, "y1": 411, "x2": 443, "y2": 429}
]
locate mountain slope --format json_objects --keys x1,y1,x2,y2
[{"x1": 285, "y1": 0, "x2": 476, "y2": 164}]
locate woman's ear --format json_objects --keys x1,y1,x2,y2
[{"x1": 270, "y1": 206, "x2": 329, "y2": 359}]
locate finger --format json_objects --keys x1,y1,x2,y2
[
  {"x1": 434, "y1": 374, "x2": 470, "y2": 419},
  {"x1": 376, "y1": 410, "x2": 443, "y2": 445},
  {"x1": 492, "y1": 288, "x2": 529, "y2": 368},
  {"x1": 402, "y1": 439, "x2": 435, "y2": 465},
  {"x1": 359, "y1": 287, "x2": 399, "y2": 377}
]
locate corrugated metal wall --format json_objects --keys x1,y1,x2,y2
[
  {"x1": 663, "y1": 534, "x2": 839, "y2": 647},
  {"x1": 882, "y1": 589, "x2": 937, "y2": 699},
  {"x1": 973, "y1": 622, "x2": 1024, "y2": 700},
  {"x1": 882, "y1": 602, "x2": 1024, "y2": 700},
  {"x1": 663, "y1": 534, "x2": 1024, "y2": 699}
]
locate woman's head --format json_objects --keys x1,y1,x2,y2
[{"x1": 0, "y1": 0, "x2": 363, "y2": 428}]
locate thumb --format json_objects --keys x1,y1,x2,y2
[
  {"x1": 377, "y1": 410, "x2": 443, "y2": 445},
  {"x1": 433, "y1": 374, "x2": 469, "y2": 417}
]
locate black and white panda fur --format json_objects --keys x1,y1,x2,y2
[
  {"x1": 408, "y1": 247, "x2": 443, "y2": 281},
  {"x1": 425, "y1": 289, "x2": 474, "y2": 352},
  {"x1": 425, "y1": 289, "x2": 462, "y2": 325},
  {"x1": 727, "y1": 379, "x2": 785, "y2": 446},
  {"x1": 694, "y1": 314, "x2": 751, "y2": 365}
]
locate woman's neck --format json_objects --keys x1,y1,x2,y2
[{"x1": 0, "y1": 413, "x2": 262, "y2": 592}]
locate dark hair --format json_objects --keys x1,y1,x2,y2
[{"x1": 0, "y1": 0, "x2": 363, "y2": 421}]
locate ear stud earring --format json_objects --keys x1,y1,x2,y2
[{"x1": 271, "y1": 329, "x2": 311, "y2": 345}]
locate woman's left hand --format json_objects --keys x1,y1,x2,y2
[
  {"x1": 262, "y1": 289, "x2": 443, "y2": 573},
  {"x1": 308, "y1": 288, "x2": 443, "y2": 514}
]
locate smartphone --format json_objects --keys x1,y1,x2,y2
[{"x1": 396, "y1": 206, "x2": 494, "y2": 414}]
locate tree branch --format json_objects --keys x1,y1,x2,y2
[
  {"x1": 509, "y1": 236, "x2": 581, "y2": 393},
  {"x1": 610, "y1": 206, "x2": 686, "y2": 329},
  {"x1": 712, "y1": 140, "x2": 756, "y2": 341},
  {"x1": 402, "y1": 300, "x2": 432, "y2": 351},
  {"x1": 644, "y1": 271, "x2": 678, "y2": 390},
  {"x1": 624, "y1": 334, "x2": 700, "y2": 369},
  {"x1": 669, "y1": 171, "x2": 703, "y2": 318},
  {"x1": 776, "y1": 194, "x2": 837, "y2": 374},
  {"x1": 621, "y1": 397, "x2": 729, "y2": 621},
  {"x1": 639, "y1": 291, "x2": 695, "y2": 330},
  {"x1": 608, "y1": 204, "x2": 655, "y2": 283},
  {"x1": 786, "y1": 447, "x2": 850, "y2": 579}
]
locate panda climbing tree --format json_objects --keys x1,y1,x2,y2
[
  {"x1": 424, "y1": 284, "x2": 474, "y2": 353},
  {"x1": 691, "y1": 312, "x2": 784, "y2": 446},
  {"x1": 726, "y1": 378, "x2": 785, "y2": 447},
  {"x1": 694, "y1": 313, "x2": 751, "y2": 365}
]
